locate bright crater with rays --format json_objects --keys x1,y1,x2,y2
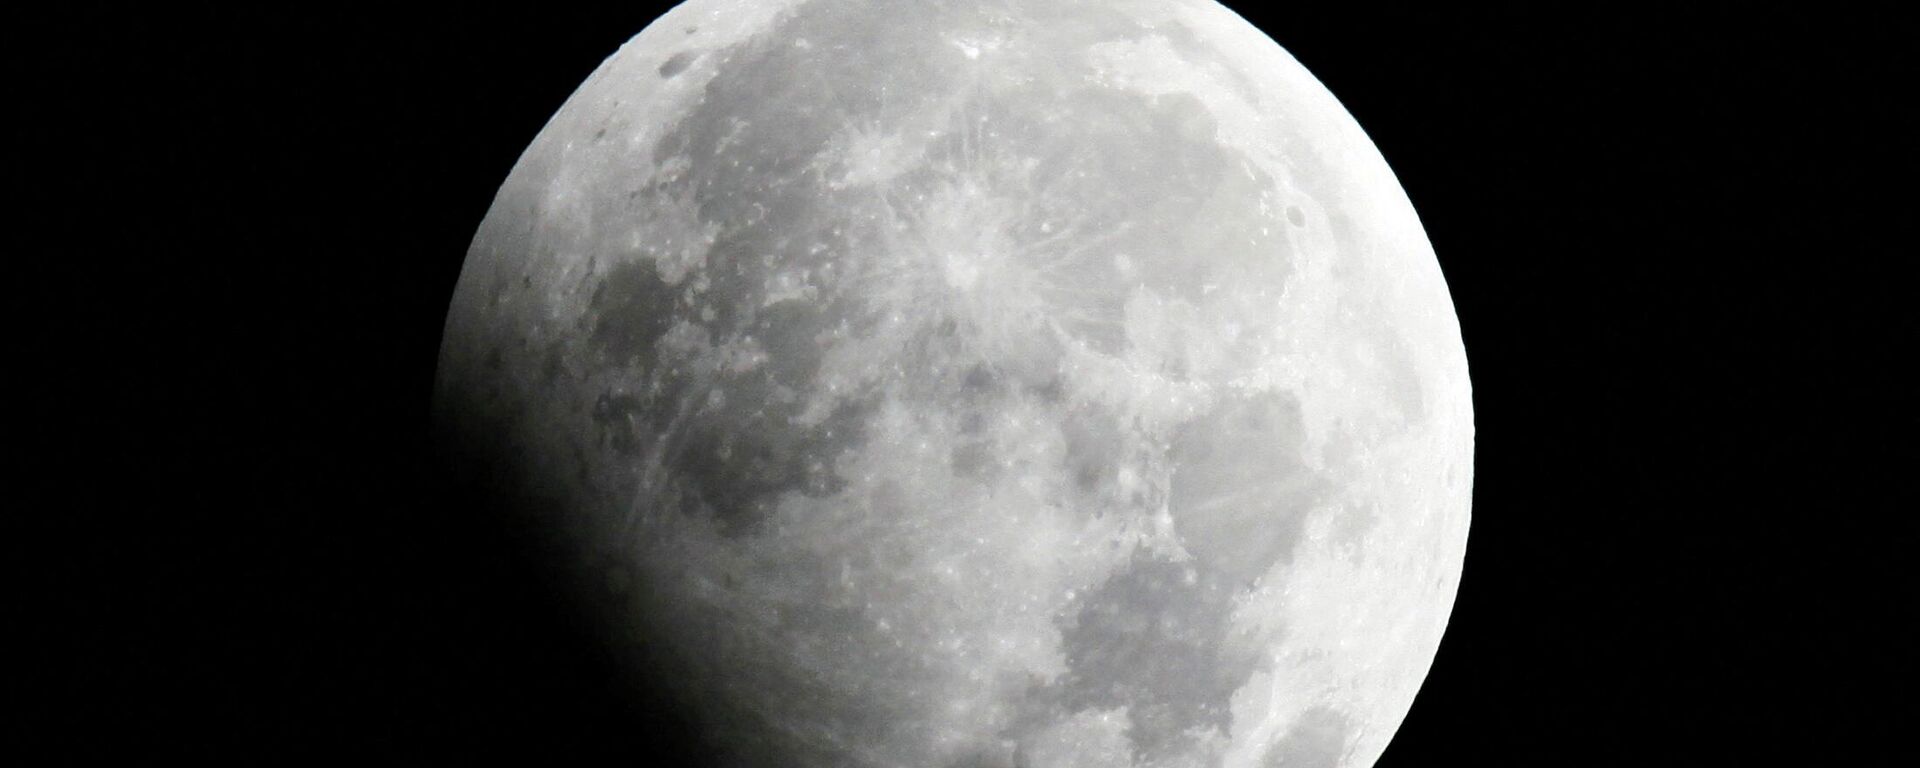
[{"x1": 435, "y1": 1, "x2": 1473, "y2": 767}]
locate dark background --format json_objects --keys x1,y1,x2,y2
[{"x1": 30, "y1": 2, "x2": 1910, "y2": 763}]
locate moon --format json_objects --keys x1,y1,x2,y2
[{"x1": 434, "y1": 1, "x2": 1473, "y2": 766}]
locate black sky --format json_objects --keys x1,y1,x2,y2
[{"x1": 29, "y1": 3, "x2": 1912, "y2": 763}]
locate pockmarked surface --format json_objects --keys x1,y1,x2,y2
[{"x1": 436, "y1": 1, "x2": 1473, "y2": 766}]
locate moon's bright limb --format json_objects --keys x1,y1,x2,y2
[{"x1": 435, "y1": 1, "x2": 1473, "y2": 767}]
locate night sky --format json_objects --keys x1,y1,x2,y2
[{"x1": 30, "y1": 3, "x2": 1910, "y2": 763}]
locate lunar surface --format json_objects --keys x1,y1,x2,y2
[{"x1": 435, "y1": 1, "x2": 1472, "y2": 766}]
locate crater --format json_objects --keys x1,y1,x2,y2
[{"x1": 658, "y1": 50, "x2": 698, "y2": 78}]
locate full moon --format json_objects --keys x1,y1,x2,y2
[{"x1": 435, "y1": 1, "x2": 1472, "y2": 766}]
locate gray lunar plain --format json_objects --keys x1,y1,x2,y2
[{"x1": 435, "y1": 1, "x2": 1473, "y2": 766}]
